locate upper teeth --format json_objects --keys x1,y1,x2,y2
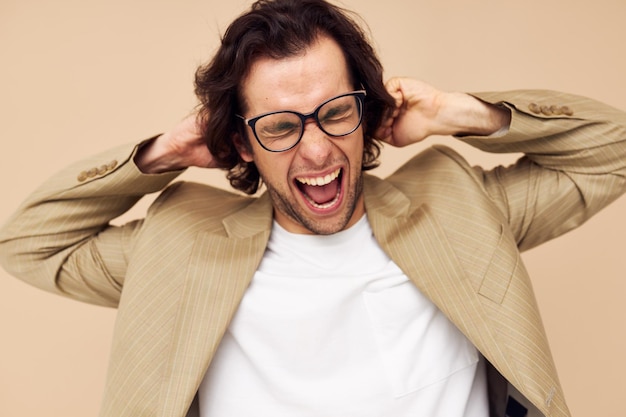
[{"x1": 296, "y1": 168, "x2": 341, "y2": 186}]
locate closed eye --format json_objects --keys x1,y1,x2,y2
[{"x1": 320, "y1": 104, "x2": 353, "y2": 123}]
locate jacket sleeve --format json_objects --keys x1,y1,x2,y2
[
  {"x1": 460, "y1": 89, "x2": 626, "y2": 251},
  {"x1": 0, "y1": 140, "x2": 182, "y2": 307}
]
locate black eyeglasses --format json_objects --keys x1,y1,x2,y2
[{"x1": 237, "y1": 90, "x2": 366, "y2": 152}]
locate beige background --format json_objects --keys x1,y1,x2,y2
[{"x1": 1, "y1": 0, "x2": 625, "y2": 415}]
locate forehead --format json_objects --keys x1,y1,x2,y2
[{"x1": 240, "y1": 36, "x2": 353, "y2": 116}]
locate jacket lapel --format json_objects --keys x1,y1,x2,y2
[
  {"x1": 157, "y1": 193, "x2": 273, "y2": 417},
  {"x1": 363, "y1": 175, "x2": 513, "y2": 376}
]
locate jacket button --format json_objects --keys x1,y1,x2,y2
[
  {"x1": 550, "y1": 105, "x2": 562, "y2": 115},
  {"x1": 528, "y1": 103, "x2": 541, "y2": 114},
  {"x1": 561, "y1": 106, "x2": 574, "y2": 116},
  {"x1": 540, "y1": 105, "x2": 553, "y2": 115},
  {"x1": 77, "y1": 171, "x2": 88, "y2": 182},
  {"x1": 107, "y1": 160, "x2": 118, "y2": 170}
]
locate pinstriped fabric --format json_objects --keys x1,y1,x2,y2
[
  {"x1": 1, "y1": 90, "x2": 625, "y2": 416},
  {"x1": 364, "y1": 165, "x2": 568, "y2": 416},
  {"x1": 0, "y1": 142, "x2": 181, "y2": 304},
  {"x1": 99, "y1": 185, "x2": 272, "y2": 416},
  {"x1": 361, "y1": 90, "x2": 626, "y2": 417},
  {"x1": 363, "y1": 182, "x2": 515, "y2": 368},
  {"x1": 465, "y1": 90, "x2": 626, "y2": 253},
  {"x1": 369, "y1": 204, "x2": 507, "y2": 361},
  {"x1": 158, "y1": 231, "x2": 269, "y2": 416}
]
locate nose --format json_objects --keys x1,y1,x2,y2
[{"x1": 296, "y1": 120, "x2": 334, "y2": 166}]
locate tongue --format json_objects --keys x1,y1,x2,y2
[{"x1": 301, "y1": 179, "x2": 339, "y2": 205}]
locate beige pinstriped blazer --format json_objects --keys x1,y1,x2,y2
[{"x1": 1, "y1": 90, "x2": 625, "y2": 417}]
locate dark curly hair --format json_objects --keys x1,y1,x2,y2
[{"x1": 194, "y1": 0, "x2": 395, "y2": 194}]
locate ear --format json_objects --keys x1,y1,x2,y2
[{"x1": 233, "y1": 132, "x2": 254, "y2": 162}]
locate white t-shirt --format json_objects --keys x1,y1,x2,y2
[{"x1": 198, "y1": 216, "x2": 488, "y2": 416}]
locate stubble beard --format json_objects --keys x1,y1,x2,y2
[{"x1": 264, "y1": 169, "x2": 364, "y2": 235}]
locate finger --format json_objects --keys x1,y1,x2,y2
[
  {"x1": 374, "y1": 126, "x2": 392, "y2": 142},
  {"x1": 374, "y1": 113, "x2": 396, "y2": 141},
  {"x1": 384, "y1": 77, "x2": 405, "y2": 110},
  {"x1": 373, "y1": 77, "x2": 406, "y2": 141}
]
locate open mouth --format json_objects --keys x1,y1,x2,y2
[{"x1": 295, "y1": 168, "x2": 343, "y2": 210}]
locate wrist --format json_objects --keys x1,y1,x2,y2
[
  {"x1": 441, "y1": 92, "x2": 511, "y2": 137},
  {"x1": 134, "y1": 134, "x2": 181, "y2": 174}
]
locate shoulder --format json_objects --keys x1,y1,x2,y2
[
  {"x1": 158, "y1": 181, "x2": 253, "y2": 207},
  {"x1": 144, "y1": 181, "x2": 260, "y2": 233},
  {"x1": 382, "y1": 145, "x2": 486, "y2": 197},
  {"x1": 365, "y1": 145, "x2": 508, "y2": 226}
]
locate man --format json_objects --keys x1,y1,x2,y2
[{"x1": 1, "y1": 0, "x2": 625, "y2": 416}]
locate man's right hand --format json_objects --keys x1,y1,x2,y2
[
  {"x1": 375, "y1": 77, "x2": 511, "y2": 147},
  {"x1": 134, "y1": 114, "x2": 218, "y2": 174}
]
